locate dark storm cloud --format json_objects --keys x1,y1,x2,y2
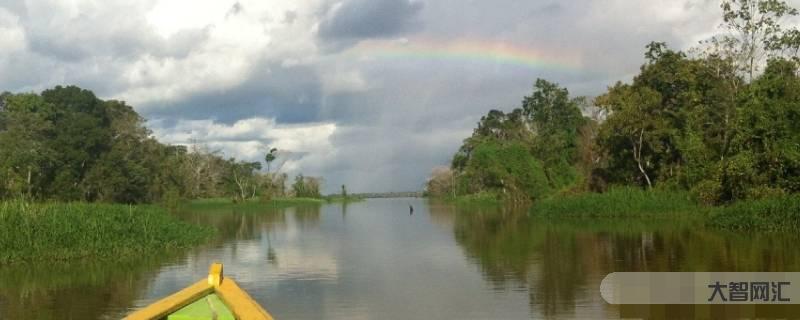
[
  {"x1": 142, "y1": 62, "x2": 324, "y2": 124},
  {"x1": 317, "y1": 123, "x2": 469, "y2": 192},
  {"x1": 317, "y1": 0, "x2": 423, "y2": 43}
]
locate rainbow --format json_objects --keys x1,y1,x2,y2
[{"x1": 345, "y1": 38, "x2": 584, "y2": 71}]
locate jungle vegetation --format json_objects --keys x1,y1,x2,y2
[
  {"x1": 0, "y1": 86, "x2": 323, "y2": 204},
  {"x1": 428, "y1": 0, "x2": 800, "y2": 212}
]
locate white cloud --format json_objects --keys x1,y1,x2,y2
[
  {"x1": 146, "y1": 0, "x2": 234, "y2": 38},
  {"x1": 120, "y1": 0, "x2": 325, "y2": 108},
  {"x1": 623, "y1": 0, "x2": 721, "y2": 47},
  {"x1": 151, "y1": 116, "x2": 337, "y2": 176},
  {"x1": 0, "y1": 8, "x2": 25, "y2": 53},
  {"x1": 0, "y1": 0, "x2": 326, "y2": 107}
]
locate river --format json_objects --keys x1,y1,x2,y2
[{"x1": 1, "y1": 198, "x2": 799, "y2": 319}]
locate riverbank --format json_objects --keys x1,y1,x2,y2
[
  {"x1": 323, "y1": 195, "x2": 365, "y2": 203},
  {"x1": 189, "y1": 198, "x2": 326, "y2": 209},
  {"x1": 439, "y1": 188, "x2": 696, "y2": 213},
  {"x1": 437, "y1": 192, "x2": 503, "y2": 206},
  {"x1": 708, "y1": 195, "x2": 800, "y2": 231},
  {"x1": 531, "y1": 188, "x2": 800, "y2": 231},
  {"x1": 530, "y1": 187, "x2": 701, "y2": 217},
  {"x1": 186, "y1": 197, "x2": 326, "y2": 213},
  {"x1": 187, "y1": 196, "x2": 365, "y2": 210},
  {"x1": 0, "y1": 201, "x2": 213, "y2": 263},
  {"x1": 442, "y1": 187, "x2": 800, "y2": 231}
]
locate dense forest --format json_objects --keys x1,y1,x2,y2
[
  {"x1": 428, "y1": 0, "x2": 800, "y2": 205},
  {"x1": 0, "y1": 86, "x2": 322, "y2": 204}
]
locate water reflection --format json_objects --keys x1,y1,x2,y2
[
  {"x1": 4, "y1": 199, "x2": 800, "y2": 319},
  {"x1": 431, "y1": 202, "x2": 612, "y2": 318},
  {"x1": 175, "y1": 203, "x2": 331, "y2": 280},
  {"x1": 0, "y1": 254, "x2": 182, "y2": 320},
  {"x1": 431, "y1": 200, "x2": 800, "y2": 319}
]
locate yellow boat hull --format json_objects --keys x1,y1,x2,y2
[{"x1": 124, "y1": 263, "x2": 274, "y2": 320}]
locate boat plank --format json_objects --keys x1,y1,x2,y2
[
  {"x1": 124, "y1": 280, "x2": 214, "y2": 320},
  {"x1": 217, "y1": 278, "x2": 274, "y2": 320}
]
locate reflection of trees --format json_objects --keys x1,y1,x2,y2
[
  {"x1": 178, "y1": 204, "x2": 321, "y2": 264},
  {"x1": 444, "y1": 204, "x2": 589, "y2": 317},
  {"x1": 0, "y1": 254, "x2": 181, "y2": 319},
  {"x1": 451, "y1": 205, "x2": 537, "y2": 284},
  {"x1": 291, "y1": 205, "x2": 322, "y2": 228},
  {"x1": 177, "y1": 204, "x2": 321, "y2": 242},
  {"x1": 439, "y1": 202, "x2": 800, "y2": 318}
]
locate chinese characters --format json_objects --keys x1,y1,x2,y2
[{"x1": 708, "y1": 281, "x2": 790, "y2": 302}]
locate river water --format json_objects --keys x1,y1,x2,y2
[{"x1": 2, "y1": 198, "x2": 800, "y2": 319}]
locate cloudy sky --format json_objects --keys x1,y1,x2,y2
[{"x1": 0, "y1": 0, "x2": 759, "y2": 193}]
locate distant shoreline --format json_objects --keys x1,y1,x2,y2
[{"x1": 350, "y1": 192, "x2": 424, "y2": 199}]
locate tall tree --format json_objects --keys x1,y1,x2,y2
[
  {"x1": 265, "y1": 147, "x2": 278, "y2": 172},
  {"x1": 522, "y1": 79, "x2": 584, "y2": 188},
  {"x1": 0, "y1": 93, "x2": 56, "y2": 199},
  {"x1": 596, "y1": 84, "x2": 667, "y2": 188},
  {"x1": 711, "y1": 0, "x2": 799, "y2": 80}
]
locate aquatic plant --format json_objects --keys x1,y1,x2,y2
[
  {"x1": 0, "y1": 201, "x2": 213, "y2": 263},
  {"x1": 708, "y1": 195, "x2": 800, "y2": 231},
  {"x1": 530, "y1": 187, "x2": 701, "y2": 217}
]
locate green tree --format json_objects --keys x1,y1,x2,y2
[
  {"x1": 227, "y1": 160, "x2": 262, "y2": 202},
  {"x1": 292, "y1": 174, "x2": 322, "y2": 198},
  {"x1": 522, "y1": 79, "x2": 584, "y2": 188},
  {"x1": 596, "y1": 83, "x2": 666, "y2": 188},
  {"x1": 456, "y1": 141, "x2": 550, "y2": 202},
  {"x1": 0, "y1": 93, "x2": 57, "y2": 199},
  {"x1": 709, "y1": 0, "x2": 799, "y2": 80},
  {"x1": 723, "y1": 58, "x2": 800, "y2": 200},
  {"x1": 265, "y1": 147, "x2": 278, "y2": 172},
  {"x1": 39, "y1": 86, "x2": 112, "y2": 200}
]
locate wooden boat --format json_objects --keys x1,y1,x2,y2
[{"x1": 124, "y1": 263, "x2": 274, "y2": 320}]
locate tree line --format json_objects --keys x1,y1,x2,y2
[
  {"x1": 428, "y1": 0, "x2": 800, "y2": 205},
  {"x1": 0, "y1": 86, "x2": 322, "y2": 203}
]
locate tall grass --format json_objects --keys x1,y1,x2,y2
[
  {"x1": 186, "y1": 197, "x2": 324, "y2": 213},
  {"x1": 708, "y1": 195, "x2": 800, "y2": 231},
  {"x1": 323, "y1": 195, "x2": 365, "y2": 203},
  {"x1": 0, "y1": 201, "x2": 213, "y2": 263},
  {"x1": 530, "y1": 187, "x2": 703, "y2": 217},
  {"x1": 434, "y1": 192, "x2": 503, "y2": 206}
]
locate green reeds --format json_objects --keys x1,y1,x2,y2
[
  {"x1": 708, "y1": 195, "x2": 800, "y2": 231},
  {"x1": 0, "y1": 201, "x2": 213, "y2": 263},
  {"x1": 322, "y1": 195, "x2": 365, "y2": 203},
  {"x1": 530, "y1": 187, "x2": 702, "y2": 217},
  {"x1": 186, "y1": 197, "x2": 324, "y2": 213},
  {"x1": 438, "y1": 192, "x2": 503, "y2": 206}
]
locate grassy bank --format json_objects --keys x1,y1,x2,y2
[
  {"x1": 0, "y1": 201, "x2": 213, "y2": 263},
  {"x1": 323, "y1": 195, "x2": 365, "y2": 203},
  {"x1": 528, "y1": 188, "x2": 800, "y2": 231},
  {"x1": 530, "y1": 187, "x2": 703, "y2": 218},
  {"x1": 187, "y1": 197, "x2": 325, "y2": 213},
  {"x1": 708, "y1": 195, "x2": 800, "y2": 231},
  {"x1": 434, "y1": 192, "x2": 503, "y2": 206}
]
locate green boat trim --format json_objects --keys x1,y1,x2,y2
[{"x1": 167, "y1": 293, "x2": 235, "y2": 320}]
